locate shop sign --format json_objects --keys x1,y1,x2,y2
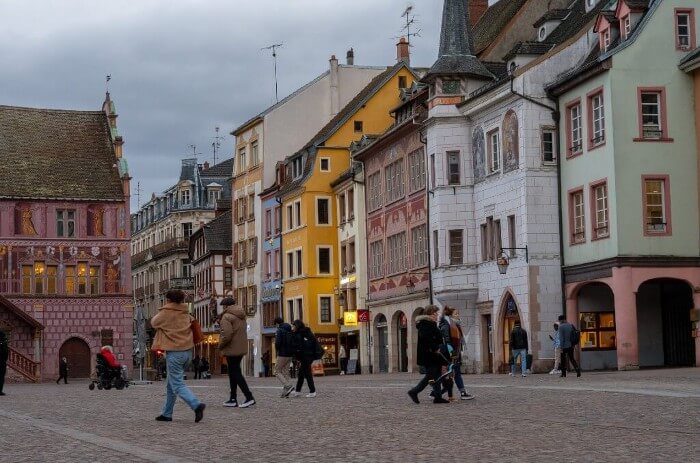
[
  {"x1": 344, "y1": 311, "x2": 358, "y2": 326},
  {"x1": 358, "y1": 309, "x2": 370, "y2": 322}
]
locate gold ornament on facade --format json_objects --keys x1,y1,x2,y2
[
  {"x1": 21, "y1": 207, "x2": 37, "y2": 235},
  {"x1": 93, "y1": 208, "x2": 105, "y2": 236}
]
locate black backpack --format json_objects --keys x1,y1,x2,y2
[{"x1": 571, "y1": 326, "x2": 580, "y2": 346}]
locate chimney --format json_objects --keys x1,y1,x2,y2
[
  {"x1": 346, "y1": 48, "x2": 354, "y2": 65},
  {"x1": 396, "y1": 37, "x2": 410, "y2": 65},
  {"x1": 330, "y1": 55, "x2": 340, "y2": 116},
  {"x1": 468, "y1": 0, "x2": 488, "y2": 27}
]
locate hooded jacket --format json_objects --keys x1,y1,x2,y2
[
  {"x1": 416, "y1": 315, "x2": 445, "y2": 367},
  {"x1": 151, "y1": 302, "x2": 194, "y2": 352},
  {"x1": 219, "y1": 306, "x2": 248, "y2": 357},
  {"x1": 275, "y1": 322, "x2": 295, "y2": 357}
]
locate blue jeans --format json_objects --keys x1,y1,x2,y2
[
  {"x1": 511, "y1": 349, "x2": 527, "y2": 375},
  {"x1": 453, "y1": 363, "x2": 465, "y2": 391},
  {"x1": 161, "y1": 350, "x2": 201, "y2": 418}
]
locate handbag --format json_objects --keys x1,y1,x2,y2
[{"x1": 191, "y1": 318, "x2": 204, "y2": 344}]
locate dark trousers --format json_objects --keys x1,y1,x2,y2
[
  {"x1": 57, "y1": 371, "x2": 68, "y2": 384},
  {"x1": 560, "y1": 347, "x2": 580, "y2": 376},
  {"x1": 0, "y1": 361, "x2": 6, "y2": 393},
  {"x1": 340, "y1": 357, "x2": 348, "y2": 373},
  {"x1": 193, "y1": 367, "x2": 201, "y2": 379},
  {"x1": 226, "y1": 356, "x2": 253, "y2": 401},
  {"x1": 410, "y1": 366, "x2": 442, "y2": 397},
  {"x1": 296, "y1": 360, "x2": 316, "y2": 393}
]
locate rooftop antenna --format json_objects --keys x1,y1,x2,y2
[
  {"x1": 188, "y1": 144, "x2": 201, "y2": 158},
  {"x1": 211, "y1": 126, "x2": 224, "y2": 166},
  {"x1": 106, "y1": 75, "x2": 111, "y2": 92},
  {"x1": 400, "y1": 4, "x2": 421, "y2": 45},
  {"x1": 136, "y1": 181, "x2": 142, "y2": 208},
  {"x1": 261, "y1": 43, "x2": 283, "y2": 103}
]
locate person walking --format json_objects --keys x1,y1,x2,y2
[
  {"x1": 0, "y1": 330, "x2": 8, "y2": 396},
  {"x1": 290, "y1": 320, "x2": 319, "y2": 398},
  {"x1": 439, "y1": 307, "x2": 475, "y2": 400},
  {"x1": 200, "y1": 358, "x2": 209, "y2": 379},
  {"x1": 262, "y1": 351, "x2": 271, "y2": 378},
  {"x1": 56, "y1": 357, "x2": 69, "y2": 384},
  {"x1": 408, "y1": 306, "x2": 449, "y2": 404},
  {"x1": 151, "y1": 289, "x2": 205, "y2": 423},
  {"x1": 549, "y1": 323, "x2": 562, "y2": 375},
  {"x1": 192, "y1": 355, "x2": 201, "y2": 380},
  {"x1": 558, "y1": 315, "x2": 581, "y2": 378},
  {"x1": 274, "y1": 316, "x2": 295, "y2": 397},
  {"x1": 339, "y1": 345, "x2": 348, "y2": 375},
  {"x1": 219, "y1": 297, "x2": 256, "y2": 408},
  {"x1": 509, "y1": 321, "x2": 528, "y2": 377}
]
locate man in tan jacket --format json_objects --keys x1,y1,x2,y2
[
  {"x1": 219, "y1": 297, "x2": 256, "y2": 408},
  {"x1": 151, "y1": 289, "x2": 205, "y2": 422}
]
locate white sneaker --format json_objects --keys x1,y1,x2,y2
[
  {"x1": 239, "y1": 399, "x2": 256, "y2": 408},
  {"x1": 222, "y1": 399, "x2": 238, "y2": 407},
  {"x1": 289, "y1": 391, "x2": 301, "y2": 398},
  {"x1": 508, "y1": 372, "x2": 514, "y2": 376},
  {"x1": 549, "y1": 369, "x2": 556, "y2": 375},
  {"x1": 305, "y1": 392, "x2": 317, "y2": 398}
]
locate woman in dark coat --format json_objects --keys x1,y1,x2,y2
[
  {"x1": 56, "y1": 357, "x2": 68, "y2": 385},
  {"x1": 408, "y1": 306, "x2": 448, "y2": 404},
  {"x1": 290, "y1": 320, "x2": 319, "y2": 398}
]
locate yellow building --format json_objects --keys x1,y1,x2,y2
[{"x1": 277, "y1": 62, "x2": 417, "y2": 372}]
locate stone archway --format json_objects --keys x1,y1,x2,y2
[
  {"x1": 392, "y1": 311, "x2": 408, "y2": 372},
  {"x1": 495, "y1": 292, "x2": 522, "y2": 373},
  {"x1": 59, "y1": 337, "x2": 92, "y2": 378}
]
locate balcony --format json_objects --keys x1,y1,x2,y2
[
  {"x1": 131, "y1": 238, "x2": 190, "y2": 268},
  {"x1": 135, "y1": 287, "x2": 145, "y2": 299},
  {"x1": 170, "y1": 277, "x2": 194, "y2": 290}
]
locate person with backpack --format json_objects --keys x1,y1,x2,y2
[
  {"x1": 557, "y1": 314, "x2": 581, "y2": 378},
  {"x1": 407, "y1": 305, "x2": 449, "y2": 404},
  {"x1": 274, "y1": 316, "x2": 296, "y2": 397},
  {"x1": 439, "y1": 307, "x2": 475, "y2": 400},
  {"x1": 509, "y1": 320, "x2": 529, "y2": 377},
  {"x1": 290, "y1": 319, "x2": 321, "y2": 398},
  {"x1": 219, "y1": 297, "x2": 256, "y2": 408}
]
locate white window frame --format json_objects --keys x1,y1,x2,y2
[
  {"x1": 676, "y1": 12, "x2": 691, "y2": 49},
  {"x1": 410, "y1": 225, "x2": 428, "y2": 268},
  {"x1": 316, "y1": 245, "x2": 332, "y2": 275},
  {"x1": 541, "y1": 128, "x2": 557, "y2": 164},
  {"x1": 591, "y1": 93, "x2": 605, "y2": 145},
  {"x1": 319, "y1": 157, "x2": 331, "y2": 172},
  {"x1": 369, "y1": 240, "x2": 384, "y2": 280},
  {"x1": 315, "y1": 196, "x2": 331, "y2": 226},
  {"x1": 641, "y1": 92, "x2": 662, "y2": 138},
  {"x1": 570, "y1": 103, "x2": 583, "y2": 153},
  {"x1": 572, "y1": 191, "x2": 585, "y2": 243},
  {"x1": 487, "y1": 130, "x2": 500, "y2": 173},
  {"x1": 594, "y1": 183, "x2": 609, "y2": 238}
]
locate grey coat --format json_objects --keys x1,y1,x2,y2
[{"x1": 558, "y1": 322, "x2": 575, "y2": 349}]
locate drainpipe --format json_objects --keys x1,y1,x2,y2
[
  {"x1": 275, "y1": 196, "x2": 284, "y2": 321},
  {"x1": 417, "y1": 120, "x2": 434, "y2": 305}
]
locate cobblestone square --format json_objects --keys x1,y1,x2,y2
[{"x1": 1, "y1": 369, "x2": 698, "y2": 462}]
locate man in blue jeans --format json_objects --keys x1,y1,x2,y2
[{"x1": 509, "y1": 320, "x2": 528, "y2": 377}]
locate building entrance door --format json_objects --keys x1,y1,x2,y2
[
  {"x1": 397, "y1": 312, "x2": 408, "y2": 372},
  {"x1": 375, "y1": 314, "x2": 388, "y2": 373},
  {"x1": 501, "y1": 295, "x2": 521, "y2": 373},
  {"x1": 59, "y1": 337, "x2": 91, "y2": 378}
]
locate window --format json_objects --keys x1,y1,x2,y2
[
  {"x1": 65, "y1": 266, "x2": 75, "y2": 295},
  {"x1": 320, "y1": 296, "x2": 332, "y2": 323},
  {"x1": 286, "y1": 204, "x2": 293, "y2": 230},
  {"x1": 433, "y1": 230, "x2": 439, "y2": 268},
  {"x1": 318, "y1": 247, "x2": 331, "y2": 274},
  {"x1": 34, "y1": 262, "x2": 45, "y2": 294},
  {"x1": 296, "y1": 298, "x2": 304, "y2": 321},
  {"x1": 637, "y1": 88, "x2": 669, "y2": 140},
  {"x1": 579, "y1": 312, "x2": 616, "y2": 350},
  {"x1": 347, "y1": 188, "x2": 354, "y2": 219},
  {"x1": 248, "y1": 237, "x2": 258, "y2": 265},
  {"x1": 250, "y1": 141, "x2": 259, "y2": 166},
  {"x1": 47, "y1": 265, "x2": 57, "y2": 294},
  {"x1": 602, "y1": 30, "x2": 610, "y2": 51},
  {"x1": 208, "y1": 189, "x2": 221, "y2": 205},
  {"x1": 566, "y1": 101, "x2": 583, "y2": 155},
  {"x1": 286, "y1": 249, "x2": 303, "y2": 278},
  {"x1": 492, "y1": 220, "x2": 502, "y2": 261},
  {"x1": 411, "y1": 225, "x2": 428, "y2": 268},
  {"x1": 369, "y1": 240, "x2": 384, "y2": 279},
  {"x1": 430, "y1": 154, "x2": 436, "y2": 189},
  {"x1": 367, "y1": 172, "x2": 383, "y2": 211},
  {"x1": 287, "y1": 252, "x2": 294, "y2": 277},
  {"x1": 274, "y1": 206, "x2": 281, "y2": 233},
  {"x1": 588, "y1": 89, "x2": 605, "y2": 147},
  {"x1": 387, "y1": 232, "x2": 407, "y2": 275},
  {"x1": 320, "y1": 158, "x2": 330, "y2": 172},
  {"x1": 592, "y1": 182, "x2": 609, "y2": 239},
  {"x1": 295, "y1": 201, "x2": 301, "y2": 228},
  {"x1": 316, "y1": 198, "x2": 330, "y2": 225},
  {"x1": 643, "y1": 177, "x2": 671, "y2": 235},
  {"x1": 448, "y1": 230, "x2": 463, "y2": 265},
  {"x1": 287, "y1": 200, "x2": 302, "y2": 229},
  {"x1": 538, "y1": 26, "x2": 546, "y2": 41},
  {"x1": 341, "y1": 244, "x2": 347, "y2": 273},
  {"x1": 385, "y1": 160, "x2": 405, "y2": 203},
  {"x1": 238, "y1": 147, "x2": 247, "y2": 171},
  {"x1": 480, "y1": 224, "x2": 488, "y2": 261},
  {"x1": 441, "y1": 79, "x2": 460, "y2": 94},
  {"x1": 296, "y1": 249, "x2": 302, "y2": 276},
  {"x1": 56, "y1": 209, "x2": 76, "y2": 238},
  {"x1": 292, "y1": 157, "x2": 303, "y2": 179},
  {"x1": 622, "y1": 15, "x2": 631, "y2": 38},
  {"x1": 224, "y1": 267, "x2": 232, "y2": 288},
  {"x1": 408, "y1": 148, "x2": 426, "y2": 192},
  {"x1": 675, "y1": 9, "x2": 696, "y2": 50},
  {"x1": 338, "y1": 193, "x2": 346, "y2": 223},
  {"x1": 541, "y1": 128, "x2": 557, "y2": 164},
  {"x1": 248, "y1": 194, "x2": 255, "y2": 220},
  {"x1": 90, "y1": 266, "x2": 99, "y2": 295},
  {"x1": 354, "y1": 121, "x2": 363, "y2": 133},
  {"x1": 287, "y1": 300, "x2": 294, "y2": 322},
  {"x1": 569, "y1": 189, "x2": 585, "y2": 244},
  {"x1": 77, "y1": 263, "x2": 88, "y2": 295},
  {"x1": 183, "y1": 222, "x2": 192, "y2": 238},
  {"x1": 487, "y1": 130, "x2": 500, "y2": 173},
  {"x1": 265, "y1": 209, "x2": 272, "y2": 237},
  {"x1": 447, "y1": 151, "x2": 460, "y2": 185},
  {"x1": 22, "y1": 265, "x2": 31, "y2": 294},
  {"x1": 507, "y1": 215, "x2": 516, "y2": 257},
  {"x1": 348, "y1": 241, "x2": 356, "y2": 271}
]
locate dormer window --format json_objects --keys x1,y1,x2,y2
[
  {"x1": 622, "y1": 15, "x2": 631, "y2": 39},
  {"x1": 441, "y1": 79, "x2": 461, "y2": 95},
  {"x1": 538, "y1": 26, "x2": 546, "y2": 41},
  {"x1": 181, "y1": 189, "x2": 191, "y2": 206},
  {"x1": 602, "y1": 30, "x2": 611, "y2": 51},
  {"x1": 292, "y1": 157, "x2": 303, "y2": 179},
  {"x1": 509, "y1": 62, "x2": 517, "y2": 75}
]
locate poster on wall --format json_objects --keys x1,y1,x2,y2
[{"x1": 316, "y1": 334, "x2": 338, "y2": 368}]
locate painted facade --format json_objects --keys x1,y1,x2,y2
[
  {"x1": 549, "y1": 0, "x2": 700, "y2": 370},
  {"x1": 0, "y1": 95, "x2": 132, "y2": 381}
]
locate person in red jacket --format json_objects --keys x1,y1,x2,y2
[{"x1": 100, "y1": 345, "x2": 121, "y2": 369}]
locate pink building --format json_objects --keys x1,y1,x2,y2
[{"x1": 0, "y1": 94, "x2": 132, "y2": 381}]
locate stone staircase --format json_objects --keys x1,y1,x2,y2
[{"x1": 8, "y1": 347, "x2": 40, "y2": 383}]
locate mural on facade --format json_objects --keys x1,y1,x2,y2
[
  {"x1": 19, "y1": 206, "x2": 38, "y2": 235},
  {"x1": 472, "y1": 127, "x2": 486, "y2": 180},
  {"x1": 502, "y1": 110, "x2": 519, "y2": 173}
]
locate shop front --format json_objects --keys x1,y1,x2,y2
[{"x1": 316, "y1": 333, "x2": 339, "y2": 375}]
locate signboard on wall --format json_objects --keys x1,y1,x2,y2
[
  {"x1": 358, "y1": 309, "x2": 370, "y2": 322},
  {"x1": 344, "y1": 311, "x2": 358, "y2": 326}
]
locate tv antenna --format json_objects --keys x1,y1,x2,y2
[
  {"x1": 400, "y1": 4, "x2": 421, "y2": 45},
  {"x1": 211, "y1": 126, "x2": 225, "y2": 166},
  {"x1": 188, "y1": 144, "x2": 201, "y2": 158},
  {"x1": 136, "y1": 181, "x2": 142, "y2": 208},
  {"x1": 105, "y1": 75, "x2": 111, "y2": 92},
  {"x1": 261, "y1": 43, "x2": 283, "y2": 103}
]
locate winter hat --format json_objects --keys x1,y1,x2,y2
[{"x1": 220, "y1": 297, "x2": 236, "y2": 307}]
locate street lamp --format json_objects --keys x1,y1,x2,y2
[{"x1": 497, "y1": 246, "x2": 529, "y2": 275}]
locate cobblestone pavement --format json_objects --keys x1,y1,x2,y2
[{"x1": 1, "y1": 368, "x2": 698, "y2": 462}]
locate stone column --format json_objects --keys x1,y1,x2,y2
[{"x1": 611, "y1": 268, "x2": 639, "y2": 370}]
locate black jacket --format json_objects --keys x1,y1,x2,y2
[
  {"x1": 59, "y1": 359, "x2": 68, "y2": 375},
  {"x1": 293, "y1": 327, "x2": 319, "y2": 362},
  {"x1": 416, "y1": 316, "x2": 446, "y2": 367},
  {"x1": 275, "y1": 323, "x2": 295, "y2": 357},
  {"x1": 0, "y1": 334, "x2": 8, "y2": 363},
  {"x1": 509, "y1": 326, "x2": 529, "y2": 351}
]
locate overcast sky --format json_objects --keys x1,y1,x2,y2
[{"x1": 0, "y1": 0, "x2": 443, "y2": 210}]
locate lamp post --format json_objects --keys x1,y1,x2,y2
[{"x1": 497, "y1": 246, "x2": 529, "y2": 275}]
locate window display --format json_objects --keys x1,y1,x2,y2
[{"x1": 579, "y1": 312, "x2": 616, "y2": 350}]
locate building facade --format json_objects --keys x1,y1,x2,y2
[
  {"x1": 131, "y1": 157, "x2": 232, "y2": 370},
  {"x1": 548, "y1": 0, "x2": 700, "y2": 370},
  {"x1": 231, "y1": 54, "x2": 388, "y2": 376},
  {"x1": 0, "y1": 94, "x2": 132, "y2": 380}
]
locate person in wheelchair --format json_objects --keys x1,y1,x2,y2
[{"x1": 90, "y1": 345, "x2": 128, "y2": 390}]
